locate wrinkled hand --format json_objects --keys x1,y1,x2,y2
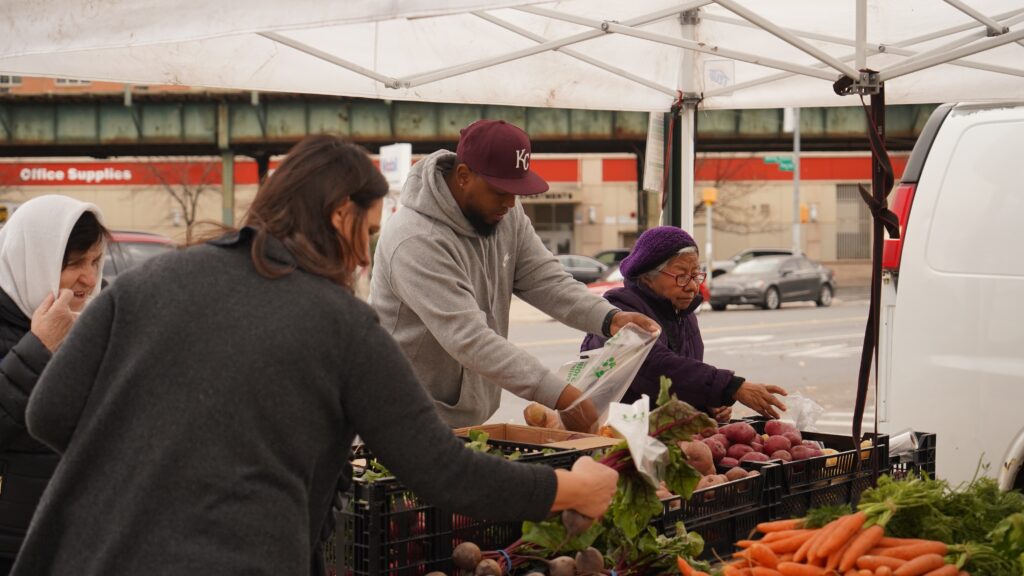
[
  {"x1": 31, "y1": 290, "x2": 76, "y2": 353},
  {"x1": 733, "y1": 382, "x2": 788, "y2": 419},
  {"x1": 711, "y1": 406, "x2": 733, "y2": 423},
  {"x1": 609, "y1": 311, "x2": 660, "y2": 336},
  {"x1": 567, "y1": 457, "x2": 619, "y2": 519},
  {"x1": 554, "y1": 385, "x2": 599, "y2": 433}
]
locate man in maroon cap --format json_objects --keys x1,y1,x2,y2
[{"x1": 371, "y1": 120, "x2": 658, "y2": 430}]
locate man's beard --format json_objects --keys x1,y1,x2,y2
[{"x1": 465, "y1": 208, "x2": 499, "y2": 237}]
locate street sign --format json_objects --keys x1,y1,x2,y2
[{"x1": 764, "y1": 155, "x2": 794, "y2": 172}]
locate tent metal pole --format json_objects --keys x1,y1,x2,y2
[
  {"x1": 677, "y1": 10, "x2": 698, "y2": 234},
  {"x1": 893, "y1": 6, "x2": 1024, "y2": 47},
  {"x1": 941, "y1": 0, "x2": 1009, "y2": 35},
  {"x1": 856, "y1": 0, "x2": 867, "y2": 70},
  {"x1": 604, "y1": 23, "x2": 839, "y2": 81},
  {"x1": 880, "y1": 27, "x2": 1024, "y2": 81},
  {"x1": 402, "y1": 1, "x2": 712, "y2": 88},
  {"x1": 258, "y1": 32, "x2": 399, "y2": 87},
  {"x1": 712, "y1": 0, "x2": 859, "y2": 79},
  {"x1": 471, "y1": 12, "x2": 677, "y2": 97}
]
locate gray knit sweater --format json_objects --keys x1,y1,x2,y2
[{"x1": 13, "y1": 228, "x2": 557, "y2": 576}]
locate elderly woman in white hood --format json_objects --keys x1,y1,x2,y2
[{"x1": 0, "y1": 195, "x2": 107, "y2": 574}]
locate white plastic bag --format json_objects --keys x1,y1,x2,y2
[
  {"x1": 606, "y1": 395, "x2": 668, "y2": 488},
  {"x1": 556, "y1": 323, "x2": 659, "y2": 430},
  {"x1": 785, "y1": 392, "x2": 825, "y2": 432}
]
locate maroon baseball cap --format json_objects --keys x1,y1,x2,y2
[{"x1": 456, "y1": 120, "x2": 549, "y2": 196}]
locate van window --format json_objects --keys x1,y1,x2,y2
[{"x1": 926, "y1": 120, "x2": 1024, "y2": 277}]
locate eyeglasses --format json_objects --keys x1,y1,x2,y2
[{"x1": 659, "y1": 270, "x2": 707, "y2": 287}]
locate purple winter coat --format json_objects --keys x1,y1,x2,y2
[{"x1": 581, "y1": 279, "x2": 740, "y2": 411}]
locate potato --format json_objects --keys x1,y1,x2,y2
[
  {"x1": 764, "y1": 435, "x2": 792, "y2": 454},
  {"x1": 696, "y1": 474, "x2": 727, "y2": 491},
  {"x1": 751, "y1": 441, "x2": 764, "y2": 454},
  {"x1": 724, "y1": 466, "x2": 749, "y2": 481},
  {"x1": 821, "y1": 448, "x2": 839, "y2": 467},
  {"x1": 739, "y1": 451, "x2": 770, "y2": 463},
  {"x1": 475, "y1": 558, "x2": 502, "y2": 576},
  {"x1": 764, "y1": 419, "x2": 796, "y2": 436},
  {"x1": 719, "y1": 456, "x2": 740, "y2": 469},
  {"x1": 721, "y1": 422, "x2": 758, "y2": 445},
  {"x1": 783, "y1": 430, "x2": 803, "y2": 445},
  {"x1": 702, "y1": 437, "x2": 727, "y2": 462},
  {"x1": 710, "y1": 433, "x2": 730, "y2": 448},
  {"x1": 699, "y1": 426, "x2": 718, "y2": 438},
  {"x1": 726, "y1": 443, "x2": 754, "y2": 460},
  {"x1": 678, "y1": 440, "x2": 715, "y2": 476},
  {"x1": 770, "y1": 449, "x2": 793, "y2": 462},
  {"x1": 790, "y1": 445, "x2": 823, "y2": 461}
]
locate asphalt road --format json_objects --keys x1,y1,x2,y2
[{"x1": 488, "y1": 287, "x2": 878, "y2": 435}]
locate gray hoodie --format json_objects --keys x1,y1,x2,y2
[{"x1": 371, "y1": 151, "x2": 616, "y2": 427}]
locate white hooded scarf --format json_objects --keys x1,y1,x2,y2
[{"x1": 0, "y1": 195, "x2": 106, "y2": 318}]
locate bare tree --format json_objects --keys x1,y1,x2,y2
[
  {"x1": 144, "y1": 158, "x2": 220, "y2": 243},
  {"x1": 693, "y1": 154, "x2": 786, "y2": 235}
]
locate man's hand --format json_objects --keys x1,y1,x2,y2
[
  {"x1": 733, "y1": 382, "x2": 788, "y2": 419},
  {"x1": 609, "y1": 311, "x2": 660, "y2": 336},
  {"x1": 31, "y1": 289, "x2": 76, "y2": 352},
  {"x1": 555, "y1": 384, "x2": 599, "y2": 433}
]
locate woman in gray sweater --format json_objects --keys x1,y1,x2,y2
[{"x1": 12, "y1": 135, "x2": 617, "y2": 576}]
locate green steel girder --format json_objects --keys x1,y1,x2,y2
[{"x1": 0, "y1": 93, "x2": 936, "y2": 158}]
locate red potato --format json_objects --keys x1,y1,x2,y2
[
  {"x1": 740, "y1": 451, "x2": 771, "y2": 463},
  {"x1": 711, "y1": 433, "x2": 730, "y2": 448},
  {"x1": 696, "y1": 474, "x2": 728, "y2": 491},
  {"x1": 751, "y1": 441, "x2": 765, "y2": 454},
  {"x1": 728, "y1": 443, "x2": 755, "y2": 460},
  {"x1": 783, "y1": 430, "x2": 803, "y2": 445},
  {"x1": 722, "y1": 422, "x2": 759, "y2": 445},
  {"x1": 719, "y1": 456, "x2": 740, "y2": 469},
  {"x1": 790, "y1": 445, "x2": 823, "y2": 461},
  {"x1": 765, "y1": 435, "x2": 792, "y2": 454},
  {"x1": 679, "y1": 440, "x2": 716, "y2": 476},
  {"x1": 771, "y1": 450, "x2": 793, "y2": 462},
  {"x1": 703, "y1": 438, "x2": 728, "y2": 462},
  {"x1": 764, "y1": 420, "x2": 796, "y2": 436},
  {"x1": 700, "y1": 426, "x2": 718, "y2": 438}
]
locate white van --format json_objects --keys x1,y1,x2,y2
[{"x1": 879, "y1": 102, "x2": 1024, "y2": 489}]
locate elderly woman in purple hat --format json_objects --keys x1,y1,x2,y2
[{"x1": 582, "y1": 226, "x2": 787, "y2": 421}]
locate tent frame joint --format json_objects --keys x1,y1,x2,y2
[
  {"x1": 679, "y1": 9, "x2": 701, "y2": 26},
  {"x1": 834, "y1": 70, "x2": 881, "y2": 96}
]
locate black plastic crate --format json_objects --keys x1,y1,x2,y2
[
  {"x1": 660, "y1": 503, "x2": 772, "y2": 561},
  {"x1": 888, "y1": 431, "x2": 936, "y2": 480},
  {"x1": 337, "y1": 440, "x2": 584, "y2": 576}
]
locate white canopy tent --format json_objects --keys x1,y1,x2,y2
[
  {"x1": 3, "y1": 0, "x2": 1024, "y2": 229},
  {"x1": 3, "y1": 0, "x2": 1024, "y2": 440}
]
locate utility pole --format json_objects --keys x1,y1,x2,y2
[
  {"x1": 790, "y1": 107, "x2": 802, "y2": 253},
  {"x1": 702, "y1": 187, "x2": 717, "y2": 272}
]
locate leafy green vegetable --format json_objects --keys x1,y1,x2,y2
[
  {"x1": 987, "y1": 512, "x2": 1024, "y2": 573},
  {"x1": 803, "y1": 504, "x2": 850, "y2": 529}
]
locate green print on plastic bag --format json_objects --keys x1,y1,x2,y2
[{"x1": 592, "y1": 357, "x2": 616, "y2": 379}]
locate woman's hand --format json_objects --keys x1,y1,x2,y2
[
  {"x1": 551, "y1": 457, "x2": 619, "y2": 519},
  {"x1": 711, "y1": 406, "x2": 733, "y2": 423},
  {"x1": 31, "y1": 290, "x2": 76, "y2": 352},
  {"x1": 733, "y1": 382, "x2": 788, "y2": 419}
]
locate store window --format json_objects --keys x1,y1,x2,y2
[
  {"x1": 55, "y1": 78, "x2": 91, "y2": 85},
  {"x1": 0, "y1": 75, "x2": 21, "y2": 86}
]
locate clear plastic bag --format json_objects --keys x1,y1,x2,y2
[
  {"x1": 555, "y1": 323, "x2": 659, "y2": 432},
  {"x1": 784, "y1": 392, "x2": 825, "y2": 432}
]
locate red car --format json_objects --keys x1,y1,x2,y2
[
  {"x1": 103, "y1": 231, "x2": 177, "y2": 283},
  {"x1": 586, "y1": 264, "x2": 710, "y2": 306}
]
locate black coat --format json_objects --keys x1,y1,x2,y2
[{"x1": 0, "y1": 290, "x2": 57, "y2": 559}]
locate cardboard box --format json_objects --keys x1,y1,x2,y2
[{"x1": 454, "y1": 423, "x2": 619, "y2": 451}]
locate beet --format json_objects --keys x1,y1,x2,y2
[
  {"x1": 475, "y1": 558, "x2": 502, "y2": 576},
  {"x1": 453, "y1": 542, "x2": 482, "y2": 570},
  {"x1": 727, "y1": 443, "x2": 754, "y2": 460},
  {"x1": 764, "y1": 435, "x2": 792, "y2": 454},
  {"x1": 739, "y1": 451, "x2": 770, "y2": 462},
  {"x1": 548, "y1": 556, "x2": 577, "y2": 576},
  {"x1": 575, "y1": 547, "x2": 604, "y2": 575},
  {"x1": 561, "y1": 509, "x2": 593, "y2": 537},
  {"x1": 770, "y1": 449, "x2": 793, "y2": 462}
]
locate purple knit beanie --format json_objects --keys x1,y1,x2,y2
[{"x1": 619, "y1": 226, "x2": 698, "y2": 278}]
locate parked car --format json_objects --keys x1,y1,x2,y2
[
  {"x1": 708, "y1": 255, "x2": 833, "y2": 311},
  {"x1": 586, "y1": 263, "x2": 711, "y2": 306},
  {"x1": 710, "y1": 248, "x2": 796, "y2": 277},
  {"x1": 593, "y1": 249, "x2": 631, "y2": 267},
  {"x1": 555, "y1": 254, "x2": 607, "y2": 284},
  {"x1": 878, "y1": 102, "x2": 1024, "y2": 489},
  {"x1": 103, "y1": 231, "x2": 177, "y2": 283}
]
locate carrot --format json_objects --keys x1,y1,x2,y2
[
  {"x1": 858, "y1": 571, "x2": 874, "y2": 576},
  {"x1": 877, "y1": 537, "x2": 934, "y2": 548},
  {"x1": 792, "y1": 526, "x2": 822, "y2": 563},
  {"x1": 876, "y1": 567, "x2": 894, "y2": 576},
  {"x1": 875, "y1": 542, "x2": 949, "y2": 560},
  {"x1": 736, "y1": 539, "x2": 758, "y2": 549},
  {"x1": 801, "y1": 521, "x2": 837, "y2": 563},
  {"x1": 778, "y1": 553, "x2": 794, "y2": 563},
  {"x1": 764, "y1": 529, "x2": 811, "y2": 542},
  {"x1": 892, "y1": 554, "x2": 946, "y2": 576},
  {"x1": 677, "y1": 556, "x2": 698, "y2": 576},
  {"x1": 748, "y1": 543, "x2": 779, "y2": 569},
  {"x1": 722, "y1": 565, "x2": 751, "y2": 576},
  {"x1": 750, "y1": 568, "x2": 783, "y2": 576},
  {"x1": 816, "y1": 512, "x2": 867, "y2": 559},
  {"x1": 758, "y1": 518, "x2": 805, "y2": 533},
  {"x1": 840, "y1": 524, "x2": 887, "y2": 571},
  {"x1": 827, "y1": 527, "x2": 863, "y2": 572},
  {"x1": 921, "y1": 566, "x2": 958, "y2": 576},
  {"x1": 776, "y1": 563, "x2": 826, "y2": 576},
  {"x1": 768, "y1": 531, "x2": 817, "y2": 554},
  {"x1": 857, "y1": 556, "x2": 908, "y2": 570}
]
